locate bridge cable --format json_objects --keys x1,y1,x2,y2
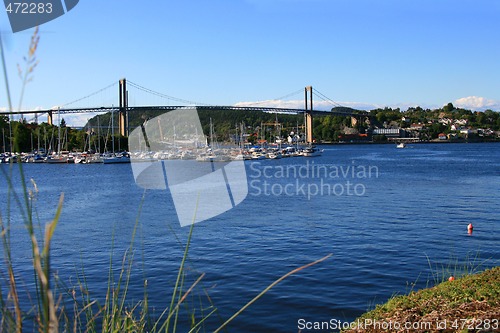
[
  {"x1": 60, "y1": 81, "x2": 118, "y2": 108},
  {"x1": 127, "y1": 80, "x2": 211, "y2": 106},
  {"x1": 312, "y1": 89, "x2": 344, "y2": 108},
  {"x1": 243, "y1": 88, "x2": 304, "y2": 106}
]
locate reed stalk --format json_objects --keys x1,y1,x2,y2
[{"x1": 1, "y1": 164, "x2": 333, "y2": 332}]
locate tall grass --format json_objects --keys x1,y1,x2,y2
[
  {"x1": 0, "y1": 162, "x2": 331, "y2": 332},
  {"x1": 425, "y1": 251, "x2": 493, "y2": 286},
  {"x1": 0, "y1": 27, "x2": 332, "y2": 332},
  {"x1": 1, "y1": 160, "x2": 61, "y2": 333}
]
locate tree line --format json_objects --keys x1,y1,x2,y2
[{"x1": 2, "y1": 104, "x2": 499, "y2": 153}]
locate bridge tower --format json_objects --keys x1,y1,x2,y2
[
  {"x1": 304, "y1": 86, "x2": 313, "y2": 144},
  {"x1": 47, "y1": 111, "x2": 53, "y2": 126},
  {"x1": 118, "y1": 78, "x2": 128, "y2": 136}
]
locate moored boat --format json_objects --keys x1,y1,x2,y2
[
  {"x1": 302, "y1": 146, "x2": 322, "y2": 157},
  {"x1": 45, "y1": 154, "x2": 68, "y2": 163},
  {"x1": 396, "y1": 142, "x2": 406, "y2": 149},
  {"x1": 102, "y1": 152, "x2": 131, "y2": 164}
]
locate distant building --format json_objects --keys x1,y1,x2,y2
[
  {"x1": 438, "y1": 133, "x2": 447, "y2": 140},
  {"x1": 372, "y1": 128, "x2": 407, "y2": 138},
  {"x1": 438, "y1": 118, "x2": 452, "y2": 125},
  {"x1": 410, "y1": 123, "x2": 424, "y2": 131},
  {"x1": 460, "y1": 129, "x2": 472, "y2": 139},
  {"x1": 460, "y1": 129, "x2": 472, "y2": 135}
]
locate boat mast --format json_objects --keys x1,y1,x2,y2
[
  {"x1": 209, "y1": 118, "x2": 213, "y2": 148},
  {"x1": 37, "y1": 126, "x2": 40, "y2": 153},
  {"x1": 111, "y1": 109, "x2": 115, "y2": 154},
  {"x1": 97, "y1": 115, "x2": 101, "y2": 153},
  {"x1": 2, "y1": 128, "x2": 5, "y2": 153},
  {"x1": 57, "y1": 108, "x2": 61, "y2": 154},
  {"x1": 240, "y1": 122, "x2": 244, "y2": 149}
]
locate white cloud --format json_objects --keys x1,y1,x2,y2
[
  {"x1": 59, "y1": 114, "x2": 95, "y2": 127},
  {"x1": 454, "y1": 96, "x2": 500, "y2": 111},
  {"x1": 232, "y1": 99, "x2": 438, "y2": 112},
  {"x1": 234, "y1": 98, "x2": 500, "y2": 113}
]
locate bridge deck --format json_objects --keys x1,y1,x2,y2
[{"x1": 0, "y1": 105, "x2": 369, "y2": 117}]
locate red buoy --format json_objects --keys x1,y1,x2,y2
[
  {"x1": 467, "y1": 223, "x2": 473, "y2": 235},
  {"x1": 448, "y1": 276, "x2": 455, "y2": 281}
]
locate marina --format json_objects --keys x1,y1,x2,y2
[{"x1": 0, "y1": 144, "x2": 324, "y2": 164}]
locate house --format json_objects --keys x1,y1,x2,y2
[
  {"x1": 460, "y1": 129, "x2": 472, "y2": 135},
  {"x1": 410, "y1": 123, "x2": 424, "y2": 131},
  {"x1": 438, "y1": 118, "x2": 452, "y2": 125},
  {"x1": 438, "y1": 133, "x2": 447, "y2": 140}
]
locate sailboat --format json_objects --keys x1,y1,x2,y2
[
  {"x1": 102, "y1": 151, "x2": 131, "y2": 164},
  {"x1": 396, "y1": 142, "x2": 406, "y2": 149},
  {"x1": 196, "y1": 118, "x2": 229, "y2": 162},
  {"x1": 102, "y1": 110, "x2": 130, "y2": 164},
  {"x1": 302, "y1": 146, "x2": 323, "y2": 157},
  {"x1": 46, "y1": 110, "x2": 68, "y2": 163}
]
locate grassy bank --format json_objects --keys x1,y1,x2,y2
[{"x1": 343, "y1": 267, "x2": 500, "y2": 333}]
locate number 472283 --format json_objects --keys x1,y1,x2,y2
[{"x1": 5, "y1": 2, "x2": 53, "y2": 14}]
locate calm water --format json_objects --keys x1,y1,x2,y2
[{"x1": 1, "y1": 143, "x2": 499, "y2": 332}]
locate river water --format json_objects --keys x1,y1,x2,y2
[{"x1": 1, "y1": 142, "x2": 499, "y2": 332}]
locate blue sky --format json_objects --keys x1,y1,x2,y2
[{"x1": 1, "y1": 0, "x2": 499, "y2": 125}]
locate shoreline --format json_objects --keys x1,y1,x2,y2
[
  {"x1": 317, "y1": 139, "x2": 500, "y2": 145},
  {"x1": 342, "y1": 267, "x2": 500, "y2": 333}
]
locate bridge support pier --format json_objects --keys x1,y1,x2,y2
[
  {"x1": 351, "y1": 116, "x2": 358, "y2": 127},
  {"x1": 119, "y1": 78, "x2": 128, "y2": 136},
  {"x1": 304, "y1": 86, "x2": 313, "y2": 144},
  {"x1": 47, "y1": 111, "x2": 53, "y2": 126}
]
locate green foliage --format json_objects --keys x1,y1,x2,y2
[
  {"x1": 428, "y1": 122, "x2": 447, "y2": 139},
  {"x1": 0, "y1": 115, "x2": 7, "y2": 129},
  {"x1": 343, "y1": 266, "x2": 500, "y2": 333},
  {"x1": 331, "y1": 106, "x2": 360, "y2": 114},
  {"x1": 12, "y1": 122, "x2": 30, "y2": 152},
  {"x1": 443, "y1": 102, "x2": 455, "y2": 113},
  {"x1": 3, "y1": 103, "x2": 500, "y2": 152}
]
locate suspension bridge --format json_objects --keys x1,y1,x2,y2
[{"x1": 0, "y1": 79, "x2": 369, "y2": 143}]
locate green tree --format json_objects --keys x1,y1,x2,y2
[
  {"x1": 321, "y1": 126, "x2": 332, "y2": 141},
  {"x1": 12, "y1": 121, "x2": 31, "y2": 152},
  {"x1": 443, "y1": 102, "x2": 455, "y2": 113},
  {"x1": 428, "y1": 123, "x2": 447, "y2": 139}
]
